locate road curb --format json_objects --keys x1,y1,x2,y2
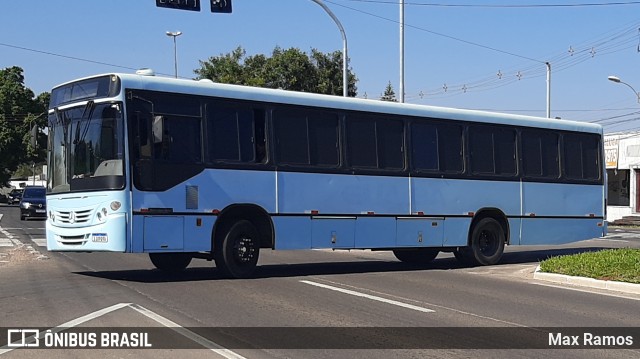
[{"x1": 534, "y1": 265, "x2": 640, "y2": 295}]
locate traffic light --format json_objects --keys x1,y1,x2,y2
[
  {"x1": 210, "y1": 0, "x2": 232, "y2": 13},
  {"x1": 156, "y1": 0, "x2": 201, "y2": 12}
]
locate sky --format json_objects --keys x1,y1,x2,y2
[{"x1": 2, "y1": 0, "x2": 640, "y2": 133}]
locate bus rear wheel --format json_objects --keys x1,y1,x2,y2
[
  {"x1": 214, "y1": 220, "x2": 260, "y2": 279},
  {"x1": 393, "y1": 248, "x2": 439, "y2": 264},
  {"x1": 456, "y1": 217, "x2": 505, "y2": 266},
  {"x1": 149, "y1": 253, "x2": 192, "y2": 273}
]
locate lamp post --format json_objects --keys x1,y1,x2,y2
[
  {"x1": 399, "y1": 0, "x2": 404, "y2": 103},
  {"x1": 608, "y1": 75, "x2": 640, "y2": 103},
  {"x1": 166, "y1": 31, "x2": 182, "y2": 78},
  {"x1": 310, "y1": 0, "x2": 348, "y2": 97}
]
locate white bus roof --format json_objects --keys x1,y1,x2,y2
[{"x1": 57, "y1": 72, "x2": 603, "y2": 135}]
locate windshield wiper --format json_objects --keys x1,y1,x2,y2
[{"x1": 75, "y1": 100, "x2": 95, "y2": 145}]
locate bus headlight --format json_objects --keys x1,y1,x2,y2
[{"x1": 110, "y1": 201, "x2": 121, "y2": 211}]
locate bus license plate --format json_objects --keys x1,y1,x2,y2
[{"x1": 92, "y1": 233, "x2": 108, "y2": 243}]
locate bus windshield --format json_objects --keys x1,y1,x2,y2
[{"x1": 48, "y1": 102, "x2": 125, "y2": 194}]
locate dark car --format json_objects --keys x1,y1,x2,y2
[
  {"x1": 8, "y1": 189, "x2": 23, "y2": 205},
  {"x1": 19, "y1": 186, "x2": 46, "y2": 220}
]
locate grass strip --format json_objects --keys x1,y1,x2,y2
[{"x1": 539, "y1": 248, "x2": 640, "y2": 284}]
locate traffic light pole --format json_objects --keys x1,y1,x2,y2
[{"x1": 157, "y1": 0, "x2": 345, "y2": 95}]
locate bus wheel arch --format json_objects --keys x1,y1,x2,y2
[
  {"x1": 211, "y1": 204, "x2": 274, "y2": 278},
  {"x1": 456, "y1": 208, "x2": 508, "y2": 266}
]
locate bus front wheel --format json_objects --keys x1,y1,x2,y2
[
  {"x1": 393, "y1": 248, "x2": 439, "y2": 264},
  {"x1": 214, "y1": 220, "x2": 260, "y2": 279},
  {"x1": 456, "y1": 217, "x2": 505, "y2": 266},
  {"x1": 149, "y1": 253, "x2": 192, "y2": 273}
]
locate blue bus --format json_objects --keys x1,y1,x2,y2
[{"x1": 46, "y1": 71, "x2": 606, "y2": 278}]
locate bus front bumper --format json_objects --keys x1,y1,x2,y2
[{"x1": 46, "y1": 213, "x2": 127, "y2": 252}]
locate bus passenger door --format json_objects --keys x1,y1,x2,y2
[
  {"x1": 311, "y1": 216, "x2": 356, "y2": 249},
  {"x1": 396, "y1": 217, "x2": 444, "y2": 247}
]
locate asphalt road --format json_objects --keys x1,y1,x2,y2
[{"x1": 1, "y1": 204, "x2": 639, "y2": 359}]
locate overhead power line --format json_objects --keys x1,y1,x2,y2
[
  {"x1": 325, "y1": 0, "x2": 544, "y2": 63},
  {"x1": 0, "y1": 43, "x2": 140, "y2": 72},
  {"x1": 340, "y1": 0, "x2": 640, "y2": 7}
]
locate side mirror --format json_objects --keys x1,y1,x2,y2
[{"x1": 29, "y1": 124, "x2": 38, "y2": 148}]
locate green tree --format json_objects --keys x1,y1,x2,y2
[
  {"x1": 311, "y1": 49, "x2": 357, "y2": 97},
  {"x1": 0, "y1": 66, "x2": 48, "y2": 186},
  {"x1": 380, "y1": 81, "x2": 397, "y2": 102},
  {"x1": 195, "y1": 46, "x2": 358, "y2": 97}
]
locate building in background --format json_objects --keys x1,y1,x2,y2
[{"x1": 605, "y1": 131, "x2": 640, "y2": 222}]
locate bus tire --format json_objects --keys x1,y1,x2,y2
[
  {"x1": 149, "y1": 253, "x2": 192, "y2": 273},
  {"x1": 461, "y1": 217, "x2": 505, "y2": 266},
  {"x1": 392, "y1": 248, "x2": 439, "y2": 264},
  {"x1": 214, "y1": 220, "x2": 260, "y2": 279}
]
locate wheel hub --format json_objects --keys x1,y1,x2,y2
[{"x1": 234, "y1": 237, "x2": 255, "y2": 263}]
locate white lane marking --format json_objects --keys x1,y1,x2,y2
[
  {"x1": 314, "y1": 278, "x2": 531, "y2": 327},
  {"x1": 32, "y1": 238, "x2": 46, "y2": 247},
  {"x1": 0, "y1": 303, "x2": 248, "y2": 359},
  {"x1": 0, "y1": 214, "x2": 21, "y2": 246},
  {"x1": 532, "y1": 282, "x2": 640, "y2": 302},
  {"x1": 600, "y1": 237, "x2": 630, "y2": 243},
  {"x1": 300, "y1": 280, "x2": 435, "y2": 313},
  {"x1": 0, "y1": 303, "x2": 131, "y2": 355},
  {"x1": 2, "y1": 228, "x2": 46, "y2": 230},
  {"x1": 0, "y1": 225, "x2": 23, "y2": 246},
  {"x1": 129, "y1": 304, "x2": 247, "y2": 359}
]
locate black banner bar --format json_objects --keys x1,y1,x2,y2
[{"x1": 2, "y1": 327, "x2": 639, "y2": 349}]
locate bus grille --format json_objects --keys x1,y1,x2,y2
[
  {"x1": 55, "y1": 209, "x2": 92, "y2": 224},
  {"x1": 58, "y1": 235, "x2": 88, "y2": 246}
]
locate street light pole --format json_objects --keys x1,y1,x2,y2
[
  {"x1": 608, "y1": 75, "x2": 640, "y2": 103},
  {"x1": 399, "y1": 0, "x2": 405, "y2": 103},
  {"x1": 546, "y1": 62, "x2": 551, "y2": 118},
  {"x1": 166, "y1": 31, "x2": 182, "y2": 78},
  {"x1": 310, "y1": 0, "x2": 348, "y2": 97}
]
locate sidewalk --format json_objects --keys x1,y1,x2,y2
[{"x1": 533, "y1": 265, "x2": 640, "y2": 295}]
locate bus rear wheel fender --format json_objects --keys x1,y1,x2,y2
[
  {"x1": 457, "y1": 217, "x2": 506, "y2": 266},
  {"x1": 214, "y1": 219, "x2": 260, "y2": 279},
  {"x1": 211, "y1": 204, "x2": 274, "y2": 251}
]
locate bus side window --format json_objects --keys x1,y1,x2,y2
[
  {"x1": 135, "y1": 112, "x2": 152, "y2": 159},
  {"x1": 207, "y1": 104, "x2": 265, "y2": 164},
  {"x1": 564, "y1": 133, "x2": 600, "y2": 181},
  {"x1": 253, "y1": 110, "x2": 267, "y2": 163},
  {"x1": 158, "y1": 115, "x2": 202, "y2": 163},
  {"x1": 347, "y1": 116, "x2": 404, "y2": 170},
  {"x1": 522, "y1": 130, "x2": 559, "y2": 179}
]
